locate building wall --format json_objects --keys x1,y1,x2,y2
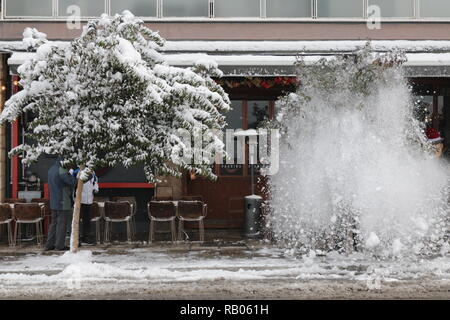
[{"x1": 2, "y1": 21, "x2": 450, "y2": 41}]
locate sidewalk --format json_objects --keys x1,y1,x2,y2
[{"x1": 0, "y1": 229, "x2": 271, "y2": 255}]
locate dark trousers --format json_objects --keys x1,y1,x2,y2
[
  {"x1": 46, "y1": 210, "x2": 70, "y2": 250},
  {"x1": 80, "y1": 204, "x2": 92, "y2": 241}
]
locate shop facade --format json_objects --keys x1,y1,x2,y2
[{"x1": 1, "y1": 0, "x2": 450, "y2": 232}]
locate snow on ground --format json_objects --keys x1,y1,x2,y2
[{"x1": 0, "y1": 245, "x2": 448, "y2": 299}]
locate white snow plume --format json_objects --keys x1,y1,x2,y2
[{"x1": 268, "y1": 47, "x2": 450, "y2": 257}]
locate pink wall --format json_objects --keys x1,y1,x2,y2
[{"x1": 2, "y1": 21, "x2": 450, "y2": 41}]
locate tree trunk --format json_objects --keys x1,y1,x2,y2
[{"x1": 70, "y1": 165, "x2": 85, "y2": 253}]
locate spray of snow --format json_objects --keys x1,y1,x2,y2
[{"x1": 268, "y1": 48, "x2": 450, "y2": 257}]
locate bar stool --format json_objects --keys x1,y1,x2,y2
[
  {"x1": 90, "y1": 202, "x2": 103, "y2": 244},
  {"x1": 147, "y1": 201, "x2": 177, "y2": 243},
  {"x1": 104, "y1": 201, "x2": 133, "y2": 243},
  {"x1": 0, "y1": 204, "x2": 13, "y2": 246},
  {"x1": 177, "y1": 200, "x2": 207, "y2": 243},
  {"x1": 112, "y1": 196, "x2": 137, "y2": 239},
  {"x1": 13, "y1": 203, "x2": 45, "y2": 246}
]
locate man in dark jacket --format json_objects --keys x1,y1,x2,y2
[{"x1": 44, "y1": 158, "x2": 76, "y2": 251}]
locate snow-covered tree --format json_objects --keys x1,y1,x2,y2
[{"x1": 0, "y1": 11, "x2": 230, "y2": 252}]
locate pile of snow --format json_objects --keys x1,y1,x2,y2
[{"x1": 0, "y1": 247, "x2": 448, "y2": 291}]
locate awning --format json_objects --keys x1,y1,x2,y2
[{"x1": 7, "y1": 41, "x2": 450, "y2": 77}]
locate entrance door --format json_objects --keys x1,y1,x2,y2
[{"x1": 186, "y1": 100, "x2": 274, "y2": 228}]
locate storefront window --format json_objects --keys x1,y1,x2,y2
[
  {"x1": 214, "y1": 0, "x2": 260, "y2": 17},
  {"x1": 4, "y1": 0, "x2": 53, "y2": 17},
  {"x1": 247, "y1": 101, "x2": 270, "y2": 129},
  {"x1": 163, "y1": 0, "x2": 209, "y2": 17},
  {"x1": 369, "y1": 0, "x2": 414, "y2": 17},
  {"x1": 317, "y1": 0, "x2": 363, "y2": 18},
  {"x1": 225, "y1": 100, "x2": 244, "y2": 129},
  {"x1": 420, "y1": 0, "x2": 450, "y2": 18},
  {"x1": 221, "y1": 100, "x2": 244, "y2": 176},
  {"x1": 414, "y1": 95, "x2": 434, "y2": 125},
  {"x1": 58, "y1": 0, "x2": 104, "y2": 17},
  {"x1": 111, "y1": 0, "x2": 157, "y2": 17},
  {"x1": 266, "y1": 0, "x2": 311, "y2": 18}
]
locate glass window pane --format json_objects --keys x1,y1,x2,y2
[
  {"x1": 5, "y1": 0, "x2": 53, "y2": 17},
  {"x1": 215, "y1": 0, "x2": 260, "y2": 17},
  {"x1": 225, "y1": 101, "x2": 243, "y2": 129},
  {"x1": 266, "y1": 0, "x2": 311, "y2": 18},
  {"x1": 369, "y1": 0, "x2": 414, "y2": 17},
  {"x1": 317, "y1": 0, "x2": 363, "y2": 18},
  {"x1": 163, "y1": 0, "x2": 209, "y2": 17},
  {"x1": 420, "y1": 0, "x2": 450, "y2": 18},
  {"x1": 414, "y1": 95, "x2": 433, "y2": 125},
  {"x1": 221, "y1": 100, "x2": 244, "y2": 176},
  {"x1": 111, "y1": 0, "x2": 157, "y2": 17},
  {"x1": 247, "y1": 101, "x2": 269, "y2": 129},
  {"x1": 58, "y1": 0, "x2": 104, "y2": 17}
]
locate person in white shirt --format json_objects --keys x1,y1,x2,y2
[{"x1": 80, "y1": 172, "x2": 99, "y2": 244}]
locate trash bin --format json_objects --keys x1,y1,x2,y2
[{"x1": 245, "y1": 195, "x2": 263, "y2": 238}]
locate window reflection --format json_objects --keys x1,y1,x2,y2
[
  {"x1": 111, "y1": 0, "x2": 157, "y2": 17},
  {"x1": 225, "y1": 101, "x2": 243, "y2": 129},
  {"x1": 58, "y1": 0, "x2": 104, "y2": 17},
  {"x1": 215, "y1": 0, "x2": 260, "y2": 17},
  {"x1": 369, "y1": 0, "x2": 414, "y2": 17},
  {"x1": 266, "y1": 0, "x2": 311, "y2": 18},
  {"x1": 5, "y1": 0, "x2": 53, "y2": 17},
  {"x1": 247, "y1": 101, "x2": 270, "y2": 129},
  {"x1": 164, "y1": 0, "x2": 209, "y2": 17},
  {"x1": 420, "y1": 0, "x2": 450, "y2": 18},
  {"x1": 317, "y1": 0, "x2": 363, "y2": 18}
]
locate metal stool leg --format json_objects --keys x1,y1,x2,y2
[
  {"x1": 104, "y1": 221, "x2": 109, "y2": 244},
  {"x1": 8, "y1": 223, "x2": 13, "y2": 247},
  {"x1": 171, "y1": 219, "x2": 176, "y2": 243},
  {"x1": 39, "y1": 221, "x2": 44, "y2": 245},
  {"x1": 95, "y1": 220, "x2": 100, "y2": 244},
  {"x1": 149, "y1": 219, "x2": 154, "y2": 243},
  {"x1": 126, "y1": 220, "x2": 131, "y2": 243},
  {"x1": 99, "y1": 219, "x2": 103, "y2": 244},
  {"x1": 6, "y1": 223, "x2": 12, "y2": 246},
  {"x1": 131, "y1": 216, "x2": 136, "y2": 239},
  {"x1": 177, "y1": 219, "x2": 183, "y2": 241},
  {"x1": 35, "y1": 222, "x2": 39, "y2": 245},
  {"x1": 199, "y1": 219, "x2": 204, "y2": 243},
  {"x1": 17, "y1": 222, "x2": 21, "y2": 246},
  {"x1": 35, "y1": 222, "x2": 41, "y2": 245},
  {"x1": 13, "y1": 222, "x2": 18, "y2": 246}
]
